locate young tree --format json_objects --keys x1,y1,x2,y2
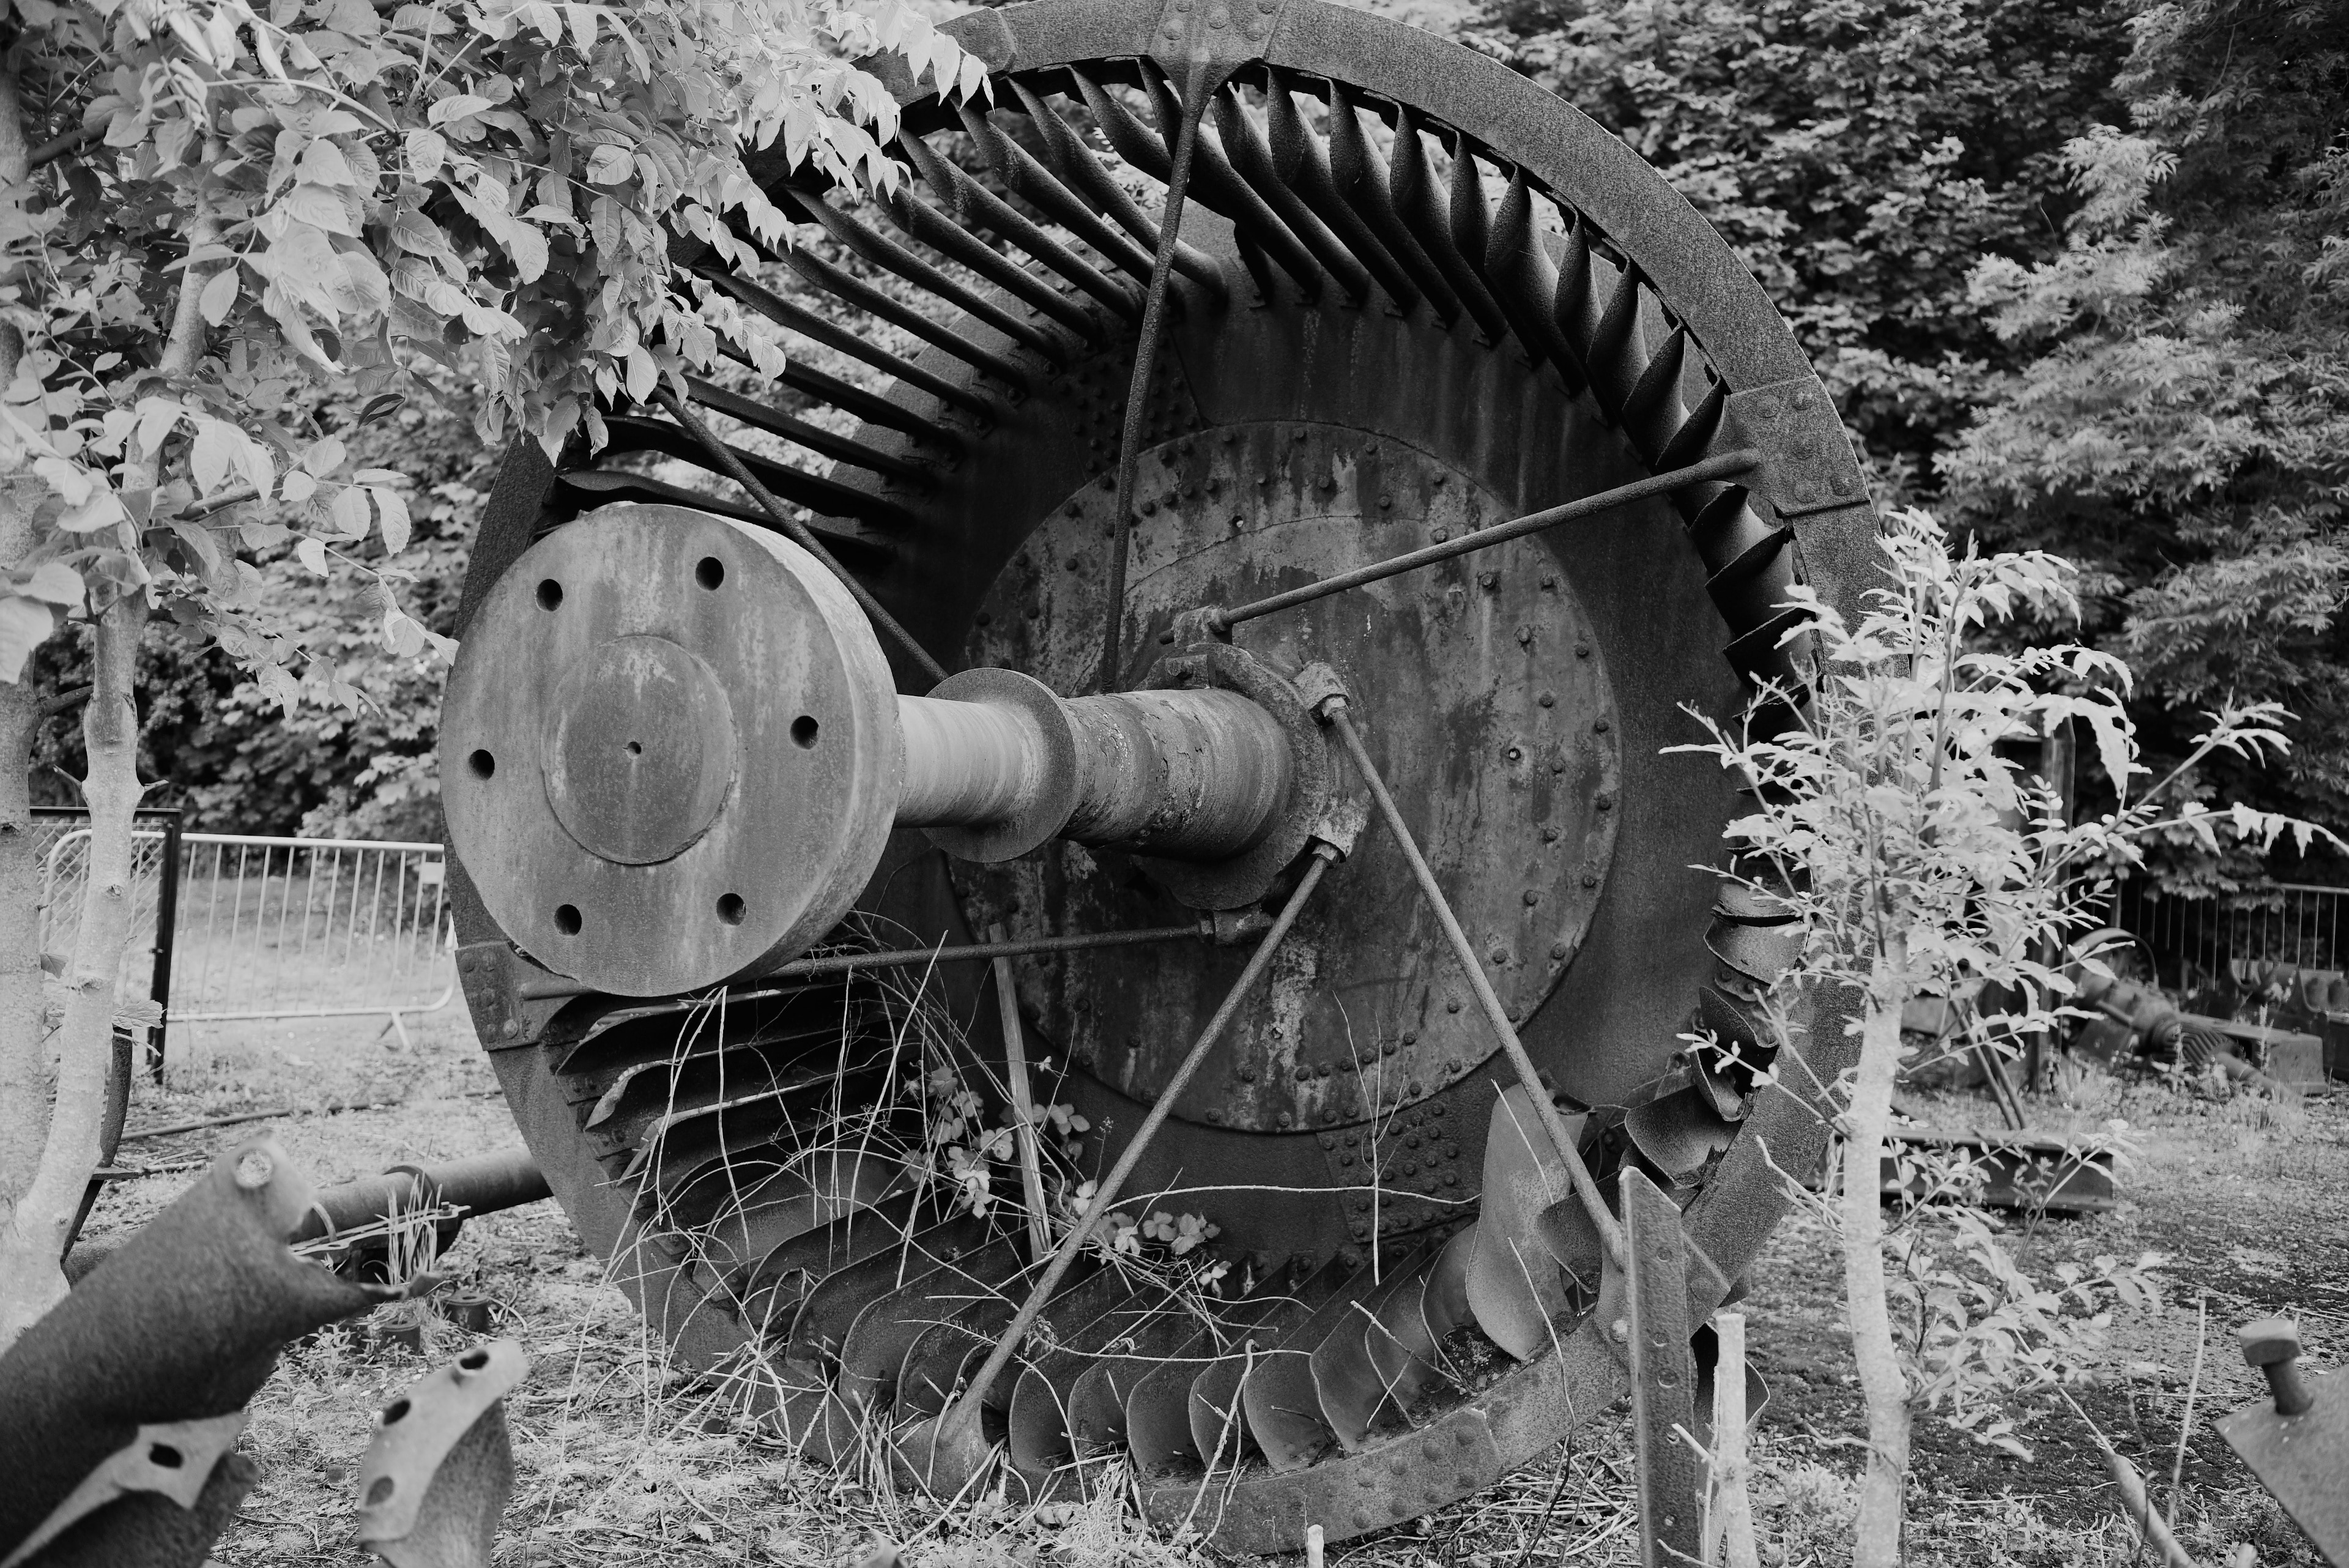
[
  {"x1": 1679, "y1": 508, "x2": 2334, "y2": 1564},
  {"x1": 0, "y1": 0, "x2": 983, "y2": 1345}
]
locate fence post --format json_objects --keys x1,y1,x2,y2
[{"x1": 146, "y1": 809, "x2": 182, "y2": 1083}]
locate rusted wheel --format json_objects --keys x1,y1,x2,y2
[{"x1": 446, "y1": 0, "x2": 1876, "y2": 1549}]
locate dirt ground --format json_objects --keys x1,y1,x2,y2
[{"x1": 73, "y1": 1014, "x2": 2345, "y2": 1568}]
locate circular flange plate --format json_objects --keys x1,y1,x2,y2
[
  {"x1": 439, "y1": 504, "x2": 900, "y2": 996},
  {"x1": 954, "y1": 424, "x2": 1621, "y2": 1131}
]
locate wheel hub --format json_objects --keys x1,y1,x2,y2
[{"x1": 541, "y1": 634, "x2": 737, "y2": 865}]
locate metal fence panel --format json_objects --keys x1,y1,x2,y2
[
  {"x1": 168, "y1": 834, "x2": 456, "y2": 1044},
  {"x1": 2112, "y1": 880, "x2": 2349, "y2": 1001},
  {"x1": 34, "y1": 814, "x2": 455, "y2": 1058}
]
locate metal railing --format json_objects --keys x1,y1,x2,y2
[
  {"x1": 168, "y1": 833, "x2": 457, "y2": 1047},
  {"x1": 2111, "y1": 879, "x2": 2349, "y2": 1002},
  {"x1": 32, "y1": 808, "x2": 183, "y2": 1068},
  {"x1": 36, "y1": 815, "x2": 456, "y2": 1063}
]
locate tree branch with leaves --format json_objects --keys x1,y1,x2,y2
[
  {"x1": 1676, "y1": 507, "x2": 2338, "y2": 1565},
  {"x1": 0, "y1": 0, "x2": 982, "y2": 1347}
]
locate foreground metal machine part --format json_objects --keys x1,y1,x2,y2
[
  {"x1": 357, "y1": 1342, "x2": 530, "y2": 1568},
  {"x1": 0, "y1": 1140, "x2": 381, "y2": 1567},
  {"x1": 443, "y1": 0, "x2": 1879, "y2": 1545},
  {"x1": 2220, "y1": 1319, "x2": 2348, "y2": 1566}
]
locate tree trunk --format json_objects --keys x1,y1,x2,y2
[
  {"x1": 0, "y1": 120, "x2": 215, "y2": 1348},
  {"x1": 1844, "y1": 945, "x2": 1913, "y2": 1567},
  {"x1": 0, "y1": 55, "x2": 50, "y2": 1274},
  {"x1": 0, "y1": 600, "x2": 141, "y2": 1339}
]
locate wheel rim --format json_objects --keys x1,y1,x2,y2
[{"x1": 448, "y1": 1, "x2": 1877, "y2": 1548}]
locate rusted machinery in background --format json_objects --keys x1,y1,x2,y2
[
  {"x1": 2068, "y1": 938, "x2": 2328, "y2": 1088},
  {"x1": 438, "y1": 0, "x2": 1879, "y2": 1549}
]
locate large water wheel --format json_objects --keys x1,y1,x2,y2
[{"x1": 440, "y1": 0, "x2": 1877, "y2": 1549}]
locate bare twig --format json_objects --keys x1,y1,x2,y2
[{"x1": 2169, "y1": 1293, "x2": 2208, "y2": 1533}]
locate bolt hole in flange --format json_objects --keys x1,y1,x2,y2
[
  {"x1": 716, "y1": 893, "x2": 746, "y2": 926},
  {"x1": 536, "y1": 578, "x2": 563, "y2": 611},
  {"x1": 696, "y1": 555, "x2": 725, "y2": 590},
  {"x1": 554, "y1": 904, "x2": 582, "y2": 935},
  {"x1": 469, "y1": 749, "x2": 495, "y2": 779},
  {"x1": 790, "y1": 715, "x2": 819, "y2": 749}
]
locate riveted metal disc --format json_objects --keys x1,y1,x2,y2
[
  {"x1": 439, "y1": 504, "x2": 900, "y2": 996},
  {"x1": 956, "y1": 426, "x2": 1619, "y2": 1130}
]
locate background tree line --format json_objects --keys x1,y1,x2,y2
[{"x1": 29, "y1": 0, "x2": 2348, "y2": 890}]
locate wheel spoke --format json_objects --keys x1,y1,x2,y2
[
  {"x1": 515, "y1": 923, "x2": 1208, "y2": 1001},
  {"x1": 1213, "y1": 448, "x2": 1761, "y2": 632},
  {"x1": 1100, "y1": 59, "x2": 1212, "y2": 694},
  {"x1": 938, "y1": 840, "x2": 1340, "y2": 1437},
  {"x1": 1319, "y1": 699, "x2": 1628, "y2": 1269}
]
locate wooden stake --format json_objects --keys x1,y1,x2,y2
[
  {"x1": 1712, "y1": 1311, "x2": 1761, "y2": 1568},
  {"x1": 987, "y1": 924, "x2": 1050, "y2": 1265}
]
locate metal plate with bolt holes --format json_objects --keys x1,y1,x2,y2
[{"x1": 2219, "y1": 1365, "x2": 2349, "y2": 1564}]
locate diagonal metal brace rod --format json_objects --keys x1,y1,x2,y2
[
  {"x1": 1321, "y1": 700, "x2": 1628, "y2": 1270},
  {"x1": 653, "y1": 385, "x2": 949, "y2": 688},
  {"x1": 514, "y1": 924, "x2": 1203, "y2": 1001},
  {"x1": 1211, "y1": 449, "x2": 1760, "y2": 632},
  {"x1": 938, "y1": 842, "x2": 1338, "y2": 1435},
  {"x1": 1099, "y1": 58, "x2": 1212, "y2": 693}
]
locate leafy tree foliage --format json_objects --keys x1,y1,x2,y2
[
  {"x1": 1941, "y1": 0, "x2": 2349, "y2": 884},
  {"x1": 0, "y1": 0, "x2": 983, "y2": 1340},
  {"x1": 1480, "y1": 0, "x2": 2127, "y2": 494}
]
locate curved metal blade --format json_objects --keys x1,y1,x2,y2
[
  {"x1": 837, "y1": 1235, "x2": 1028, "y2": 1410},
  {"x1": 782, "y1": 1214, "x2": 991, "y2": 1368},
  {"x1": 735, "y1": 1192, "x2": 921, "y2": 1339},
  {"x1": 1532, "y1": 1192, "x2": 1606, "y2": 1294},
  {"x1": 702, "y1": 1147, "x2": 911, "y2": 1279},
  {"x1": 1187, "y1": 1257, "x2": 1351, "y2": 1474},
  {"x1": 1008, "y1": 1274, "x2": 1176, "y2": 1486},
  {"x1": 1364, "y1": 1239, "x2": 1456, "y2": 1421},
  {"x1": 1067, "y1": 1296, "x2": 1208, "y2": 1456},
  {"x1": 1243, "y1": 1258, "x2": 1389, "y2": 1471},
  {"x1": 1121, "y1": 1327, "x2": 1219, "y2": 1474},
  {"x1": 1313, "y1": 1241, "x2": 1436, "y2": 1451},
  {"x1": 1624, "y1": 1086, "x2": 1737, "y2": 1181},
  {"x1": 1464, "y1": 1087, "x2": 1581, "y2": 1362}
]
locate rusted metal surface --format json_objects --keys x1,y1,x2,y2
[
  {"x1": 440, "y1": 0, "x2": 1885, "y2": 1547},
  {"x1": 2219, "y1": 1320, "x2": 2349, "y2": 1564},
  {"x1": 0, "y1": 1142, "x2": 382, "y2": 1563},
  {"x1": 356, "y1": 1342, "x2": 529, "y2": 1568},
  {"x1": 1620, "y1": 1168, "x2": 1704, "y2": 1568}
]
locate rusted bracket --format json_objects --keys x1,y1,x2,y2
[
  {"x1": 2218, "y1": 1318, "x2": 2349, "y2": 1564},
  {"x1": 357, "y1": 1341, "x2": 530, "y2": 1568},
  {"x1": 1620, "y1": 1167, "x2": 1704, "y2": 1568},
  {"x1": 0, "y1": 1413, "x2": 248, "y2": 1568},
  {"x1": 455, "y1": 942, "x2": 573, "y2": 1050}
]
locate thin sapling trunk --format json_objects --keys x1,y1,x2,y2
[{"x1": 1843, "y1": 945, "x2": 1914, "y2": 1566}]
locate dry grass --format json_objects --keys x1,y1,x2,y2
[{"x1": 73, "y1": 1006, "x2": 2344, "y2": 1567}]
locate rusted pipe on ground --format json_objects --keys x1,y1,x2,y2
[
  {"x1": 66, "y1": 1148, "x2": 549, "y2": 1282},
  {"x1": 288, "y1": 1148, "x2": 551, "y2": 1246}
]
